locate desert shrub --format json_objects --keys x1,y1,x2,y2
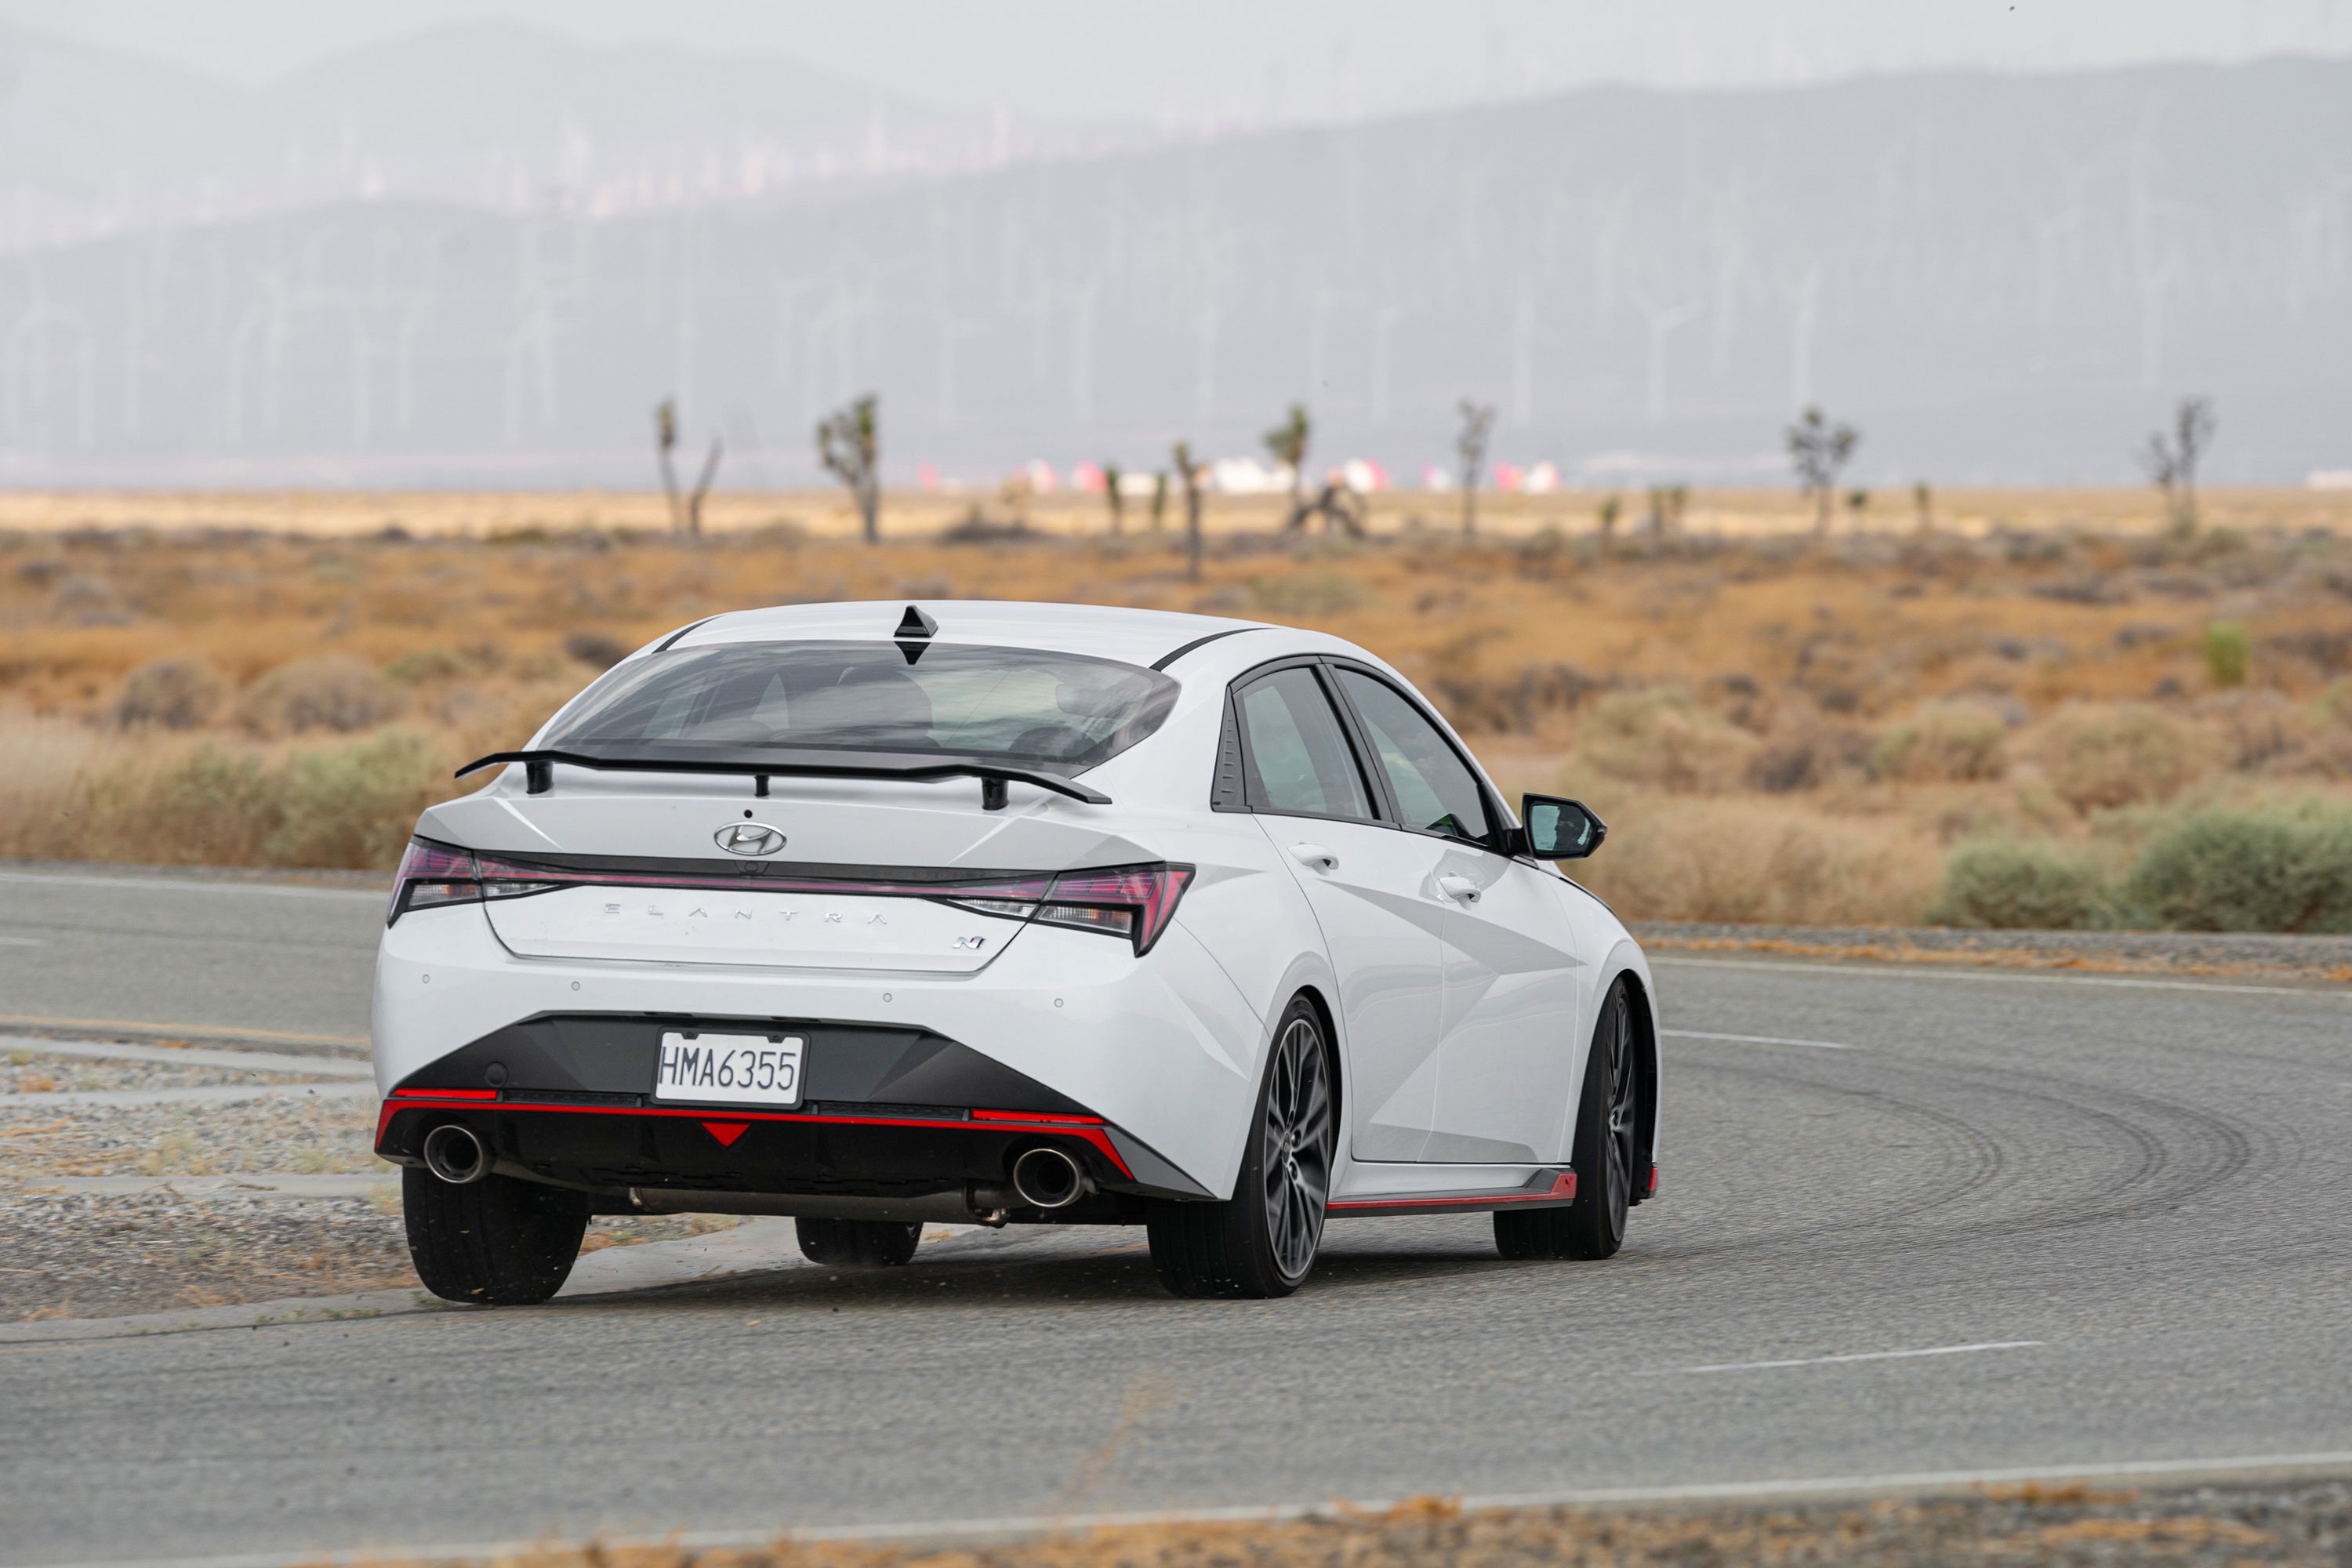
[
  {"x1": 384, "y1": 648, "x2": 470, "y2": 684},
  {"x1": 1573, "y1": 795, "x2": 1940, "y2": 925},
  {"x1": 2203, "y1": 619, "x2": 2250, "y2": 687},
  {"x1": 2122, "y1": 805, "x2": 2352, "y2": 933},
  {"x1": 237, "y1": 655, "x2": 405, "y2": 737},
  {"x1": 2198, "y1": 690, "x2": 2312, "y2": 772},
  {"x1": 562, "y1": 631, "x2": 632, "y2": 670},
  {"x1": 2037, "y1": 703, "x2": 2212, "y2": 814},
  {"x1": 90, "y1": 731, "x2": 448, "y2": 869},
  {"x1": 1926, "y1": 839, "x2": 2109, "y2": 929},
  {"x1": 1575, "y1": 688, "x2": 1759, "y2": 793},
  {"x1": 258, "y1": 731, "x2": 448, "y2": 867},
  {"x1": 1247, "y1": 572, "x2": 1367, "y2": 616},
  {"x1": 1742, "y1": 706, "x2": 1872, "y2": 793},
  {"x1": 1432, "y1": 662, "x2": 1602, "y2": 735},
  {"x1": 1874, "y1": 699, "x2": 2009, "y2": 783},
  {"x1": 111, "y1": 656, "x2": 227, "y2": 731}
]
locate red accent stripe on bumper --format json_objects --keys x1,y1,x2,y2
[{"x1": 376, "y1": 1094, "x2": 1134, "y2": 1178}]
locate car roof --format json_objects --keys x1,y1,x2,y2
[{"x1": 667, "y1": 600, "x2": 1279, "y2": 669}]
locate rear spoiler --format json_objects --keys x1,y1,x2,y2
[{"x1": 454, "y1": 748, "x2": 1111, "y2": 810}]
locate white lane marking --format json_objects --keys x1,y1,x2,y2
[
  {"x1": 34, "y1": 1450, "x2": 2352, "y2": 1568},
  {"x1": 0, "y1": 870, "x2": 383, "y2": 902},
  {"x1": 1664, "y1": 1028, "x2": 1855, "y2": 1051},
  {"x1": 0, "y1": 1035, "x2": 372, "y2": 1078},
  {"x1": 1654, "y1": 953, "x2": 2352, "y2": 999},
  {"x1": 0, "y1": 936, "x2": 45, "y2": 946},
  {"x1": 1650, "y1": 1340, "x2": 2043, "y2": 1376},
  {"x1": 0, "y1": 1081, "x2": 376, "y2": 1109}
]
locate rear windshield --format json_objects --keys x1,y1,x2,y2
[{"x1": 545, "y1": 641, "x2": 1180, "y2": 770}]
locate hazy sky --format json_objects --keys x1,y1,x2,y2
[{"x1": 3, "y1": 0, "x2": 2347, "y2": 125}]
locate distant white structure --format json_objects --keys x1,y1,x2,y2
[
  {"x1": 1210, "y1": 456, "x2": 1289, "y2": 494},
  {"x1": 1523, "y1": 460, "x2": 1561, "y2": 495},
  {"x1": 1420, "y1": 463, "x2": 1453, "y2": 492},
  {"x1": 1339, "y1": 458, "x2": 1388, "y2": 493},
  {"x1": 1022, "y1": 458, "x2": 1060, "y2": 492},
  {"x1": 2310, "y1": 470, "x2": 2352, "y2": 491}
]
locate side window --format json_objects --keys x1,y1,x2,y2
[
  {"x1": 1334, "y1": 670, "x2": 1495, "y2": 844},
  {"x1": 1235, "y1": 668, "x2": 1375, "y2": 820}
]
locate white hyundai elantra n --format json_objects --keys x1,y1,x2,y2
[{"x1": 374, "y1": 601, "x2": 1658, "y2": 1302}]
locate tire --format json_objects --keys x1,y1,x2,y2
[
  {"x1": 795, "y1": 1218, "x2": 922, "y2": 1269},
  {"x1": 403, "y1": 1166, "x2": 589, "y2": 1306},
  {"x1": 1148, "y1": 995, "x2": 1334, "y2": 1299},
  {"x1": 1494, "y1": 976, "x2": 1641, "y2": 1261}
]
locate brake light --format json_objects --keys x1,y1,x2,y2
[
  {"x1": 387, "y1": 839, "x2": 560, "y2": 924},
  {"x1": 387, "y1": 838, "x2": 477, "y2": 924},
  {"x1": 1033, "y1": 864, "x2": 1194, "y2": 955},
  {"x1": 385, "y1": 837, "x2": 1192, "y2": 953}
]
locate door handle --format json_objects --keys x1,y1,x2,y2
[
  {"x1": 1289, "y1": 844, "x2": 1339, "y2": 872},
  {"x1": 1437, "y1": 873, "x2": 1483, "y2": 905}
]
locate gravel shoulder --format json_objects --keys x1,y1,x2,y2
[
  {"x1": 0, "y1": 1033, "x2": 739, "y2": 1320},
  {"x1": 289, "y1": 1478, "x2": 2352, "y2": 1568},
  {"x1": 1634, "y1": 921, "x2": 2352, "y2": 982}
]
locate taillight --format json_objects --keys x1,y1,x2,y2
[
  {"x1": 1033, "y1": 864, "x2": 1194, "y2": 955},
  {"x1": 387, "y1": 838, "x2": 477, "y2": 924},
  {"x1": 385, "y1": 839, "x2": 1193, "y2": 954},
  {"x1": 387, "y1": 839, "x2": 560, "y2": 924}
]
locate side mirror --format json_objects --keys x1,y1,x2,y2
[{"x1": 1519, "y1": 794, "x2": 1606, "y2": 860}]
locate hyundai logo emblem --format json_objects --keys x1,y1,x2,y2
[{"x1": 715, "y1": 822, "x2": 786, "y2": 856}]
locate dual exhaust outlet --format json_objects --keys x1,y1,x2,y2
[
  {"x1": 422, "y1": 1121, "x2": 1091, "y2": 1212},
  {"x1": 420, "y1": 1123, "x2": 491, "y2": 1185}
]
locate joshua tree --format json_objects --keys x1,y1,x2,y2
[
  {"x1": 655, "y1": 400, "x2": 681, "y2": 532},
  {"x1": 2140, "y1": 397, "x2": 2216, "y2": 536},
  {"x1": 1912, "y1": 481, "x2": 1935, "y2": 535},
  {"x1": 1265, "y1": 403, "x2": 1312, "y2": 529},
  {"x1": 1596, "y1": 494, "x2": 1623, "y2": 540},
  {"x1": 1786, "y1": 405, "x2": 1860, "y2": 534},
  {"x1": 1149, "y1": 470, "x2": 1169, "y2": 532},
  {"x1": 1102, "y1": 462, "x2": 1125, "y2": 536},
  {"x1": 1645, "y1": 484, "x2": 1689, "y2": 535},
  {"x1": 1174, "y1": 440, "x2": 1205, "y2": 583},
  {"x1": 1456, "y1": 398, "x2": 1496, "y2": 537},
  {"x1": 686, "y1": 436, "x2": 724, "y2": 535},
  {"x1": 654, "y1": 398, "x2": 722, "y2": 535},
  {"x1": 817, "y1": 394, "x2": 882, "y2": 544}
]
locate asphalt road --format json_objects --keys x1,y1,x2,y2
[
  {"x1": 0, "y1": 868, "x2": 379, "y2": 1047},
  {"x1": 5, "y1": 869, "x2": 2352, "y2": 1565}
]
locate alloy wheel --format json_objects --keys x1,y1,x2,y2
[
  {"x1": 1261, "y1": 1014, "x2": 1334, "y2": 1280},
  {"x1": 1601, "y1": 987, "x2": 1638, "y2": 1231}
]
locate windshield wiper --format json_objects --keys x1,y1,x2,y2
[{"x1": 453, "y1": 746, "x2": 1111, "y2": 809}]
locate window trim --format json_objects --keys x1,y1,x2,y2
[
  {"x1": 1219, "y1": 658, "x2": 1384, "y2": 827},
  {"x1": 1319, "y1": 659, "x2": 1521, "y2": 860}
]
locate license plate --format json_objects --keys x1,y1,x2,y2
[{"x1": 653, "y1": 1032, "x2": 806, "y2": 1107}]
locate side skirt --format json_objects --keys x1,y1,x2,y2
[{"x1": 1325, "y1": 1168, "x2": 1575, "y2": 1219}]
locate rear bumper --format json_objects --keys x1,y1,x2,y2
[
  {"x1": 376, "y1": 1094, "x2": 1170, "y2": 1221},
  {"x1": 372, "y1": 902, "x2": 1259, "y2": 1199}
]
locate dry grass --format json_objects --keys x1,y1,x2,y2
[
  {"x1": 6, "y1": 489, "x2": 2352, "y2": 919},
  {"x1": 289, "y1": 1480, "x2": 2352, "y2": 1568}
]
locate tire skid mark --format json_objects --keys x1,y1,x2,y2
[
  {"x1": 1657, "y1": 1055, "x2": 2010, "y2": 1260},
  {"x1": 1664, "y1": 1047, "x2": 2268, "y2": 1262}
]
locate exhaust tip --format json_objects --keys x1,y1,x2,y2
[
  {"x1": 1011, "y1": 1145, "x2": 1088, "y2": 1210},
  {"x1": 422, "y1": 1123, "x2": 490, "y2": 1185}
]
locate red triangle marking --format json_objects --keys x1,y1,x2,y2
[{"x1": 701, "y1": 1121, "x2": 749, "y2": 1148}]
